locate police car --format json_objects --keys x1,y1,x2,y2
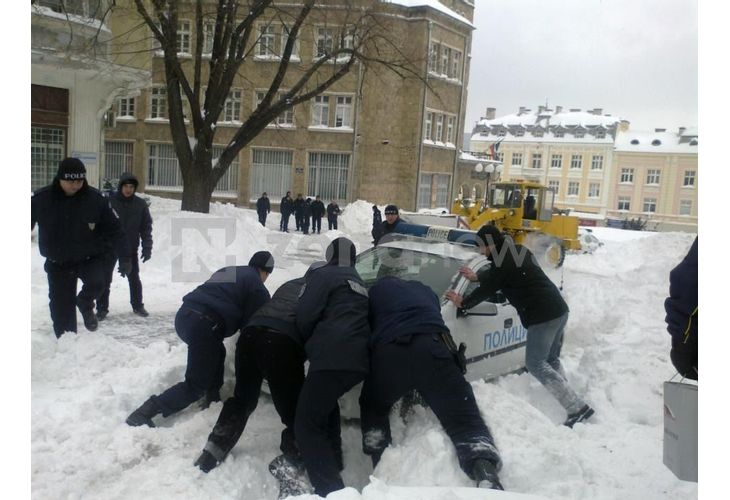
[{"x1": 355, "y1": 223, "x2": 527, "y2": 383}]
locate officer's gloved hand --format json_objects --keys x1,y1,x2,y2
[
  {"x1": 118, "y1": 258, "x2": 133, "y2": 277},
  {"x1": 141, "y1": 248, "x2": 152, "y2": 263}
]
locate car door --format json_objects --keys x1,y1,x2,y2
[{"x1": 441, "y1": 256, "x2": 527, "y2": 382}]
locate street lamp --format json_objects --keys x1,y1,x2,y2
[{"x1": 471, "y1": 162, "x2": 502, "y2": 207}]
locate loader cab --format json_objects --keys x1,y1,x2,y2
[{"x1": 489, "y1": 182, "x2": 555, "y2": 222}]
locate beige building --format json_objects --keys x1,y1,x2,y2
[
  {"x1": 92, "y1": 0, "x2": 477, "y2": 210},
  {"x1": 609, "y1": 128, "x2": 698, "y2": 232},
  {"x1": 469, "y1": 106, "x2": 628, "y2": 215}
]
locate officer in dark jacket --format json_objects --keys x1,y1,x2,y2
[
  {"x1": 664, "y1": 237, "x2": 698, "y2": 380},
  {"x1": 195, "y1": 277, "x2": 307, "y2": 473},
  {"x1": 445, "y1": 225, "x2": 593, "y2": 428},
  {"x1": 361, "y1": 276, "x2": 504, "y2": 490},
  {"x1": 280, "y1": 191, "x2": 293, "y2": 232},
  {"x1": 295, "y1": 238, "x2": 370, "y2": 496},
  {"x1": 97, "y1": 172, "x2": 153, "y2": 319},
  {"x1": 293, "y1": 193, "x2": 305, "y2": 231},
  {"x1": 310, "y1": 195, "x2": 326, "y2": 234},
  {"x1": 375, "y1": 204, "x2": 402, "y2": 245},
  {"x1": 326, "y1": 200, "x2": 341, "y2": 230},
  {"x1": 256, "y1": 192, "x2": 271, "y2": 227},
  {"x1": 31, "y1": 157, "x2": 130, "y2": 337},
  {"x1": 125, "y1": 251, "x2": 273, "y2": 427},
  {"x1": 301, "y1": 198, "x2": 312, "y2": 235}
]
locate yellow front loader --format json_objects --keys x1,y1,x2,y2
[{"x1": 452, "y1": 179, "x2": 581, "y2": 267}]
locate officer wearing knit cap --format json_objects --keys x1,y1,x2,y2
[
  {"x1": 126, "y1": 251, "x2": 273, "y2": 428},
  {"x1": 375, "y1": 204, "x2": 402, "y2": 245},
  {"x1": 31, "y1": 157, "x2": 130, "y2": 338}
]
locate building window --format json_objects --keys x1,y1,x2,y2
[
  {"x1": 620, "y1": 168, "x2": 634, "y2": 183},
  {"x1": 31, "y1": 126, "x2": 65, "y2": 191},
  {"x1": 617, "y1": 196, "x2": 631, "y2": 211},
  {"x1": 588, "y1": 182, "x2": 600, "y2": 198},
  {"x1": 683, "y1": 170, "x2": 696, "y2": 187},
  {"x1": 417, "y1": 174, "x2": 451, "y2": 209},
  {"x1": 591, "y1": 155, "x2": 603, "y2": 170},
  {"x1": 250, "y1": 148, "x2": 292, "y2": 200},
  {"x1": 548, "y1": 180, "x2": 560, "y2": 194},
  {"x1": 646, "y1": 169, "x2": 660, "y2": 185},
  {"x1": 104, "y1": 141, "x2": 133, "y2": 182},
  {"x1": 679, "y1": 199, "x2": 692, "y2": 216},
  {"x1": 258, "y1": 24, "x2": 276, "y2": 56},
  {"x1": 177, "y1": 20, "x2": 191, "y2": 54},
  {"x1": 511, "y1": 153, "x2": 523, "y2": 166},
  {"x1": 446, "y1": 116, "x2": 455, "y2": 144},
  {"x1": 147, "y1": 143, "x2": 236, "y2": 193},
  {"x1": 281, "y1": 24, "x2": 300, "y2": 59},
  {"x1": 334, "y1": 96, "x2": 353, "y2": 128},
  {"x1": 435, "y1": 115, "x2": 444, "y2": 142},
  {"x1": 451, "y1": 50, "x2": 462, "y2": 79},
  {"x1": 497, "y1": 129, "x2": 506, "y2": 137},
  {"x1": 117, "y1": 97, "x2": 135, "y2": 118},
  {"x1": 595, "y1": 130, "x2": 606, "y2": 139},
  {"x1": 428, "y1": 41, "x2": 439, "y2": 73},
  {"x1": 424, "y1": 112, "x2": 433, "y2": 141},
  {"x1": 202, "y1": 22, "x2": 215, "y2": 54},
  {"x1": 311, "y1": 95, "x2": 329, "y2": 126},
  {"x1": 531, "y1": 153, "x2": 542, "y2": 169},
  {"x1": 256, "y1": 91, "x2": 294, "y2": 126},
  {"x1": 574, "y1": 130, "x2": 584, "y2": 138},
  {"x1": 554, "y1": 130, "x2": 564, "y2": 138},
  {"x1": 435, "y1": 174, "x2": 450, "y2": 207},
  {"x1": 308, "y1": 152, "x2": 350, "y2": 200},
  {"x1": 149, "y1": 87, "x2": 167, "y2": 119},
  {"x1": 570, "y1": 154, "x2": 582, "y2": 169},
  {"x1": 223, "y1": 89, "x2": 242, "y2": 122},
  {"x1": 551, "y1": 154, "x2": 562, "y2": 169},
  {"x1": 440, "y1": 46, "x2": 451, "y2": 75},
  {"x1": 567, "y1": 181, "x2": 580, "y2": 196},
  {"x1": 532, "y1": 129, "x2": 544, "y2": 137},
  {"x1": 643, "y1": 197, "x2": 657, "y2": 213},
  {"x1": 315, "y1": 27, "x2": 334, "y2": 58}
]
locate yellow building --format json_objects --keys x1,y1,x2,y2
[
  {"x1": 96, "y1": 0, "x2": 476, "y2": 210},
  {"x1": 609, "y1": 128, "x2": 698, "y2": 232}
]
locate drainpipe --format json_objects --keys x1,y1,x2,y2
[
  {"x1": 348, "y1": 59, "x2": 364, "y2": 204},
  {"x1": 452, "y1": 27, "x2": 472, "y2": 209},
  {"x1": 415, "y1": 20, "x2": 432, "y2": 211}
]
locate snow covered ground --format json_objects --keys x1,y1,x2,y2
[{"x1": 29, "y1": 196, "x2": 699, "y2": 499}]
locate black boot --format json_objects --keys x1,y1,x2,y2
[
  {"x1": 564, "y1": 404, "x2": 595, "y2": 428},
  {"x1": 133, "y1": 306, "x2": 149, "y2": 317},
  {"x1": 194, "y1": 450, "x2": 220, "y2": 473},
  {"x1": 79, "y1": 307, "x2": 98, "y2": 332},
  {"x1": 96, "y1": 309, "x2": 108, "y2": 321},
  {"x1": 472, "y1": 459, "x2": 504, "y2": 490},
  {"x1": 126, "y1": 397, "x2": 161, "y2": 427},
  {"x1": 199, "y1": 389, "x2": 221, "y2": 410},
  {"x1": 269, "y1": 453, "x2": 311, "y2": 499}
]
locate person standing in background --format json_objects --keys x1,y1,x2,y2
[
  {"x1": 326, "y1": 200, "x2": 341, "y2": 230},
  {"x1": 311, "y1": 195, "x2": 325, "y2": 234},
  {"x1": 256, "y1": 192, "x2": 271, "y2": 227}
]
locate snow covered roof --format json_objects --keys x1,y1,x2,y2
[
  {"x1": 382, "y1": 0, "x2": 474, "y2": 28},
  {"x1": 477, "y1": 109, "x2": 622, "y2": 129},
  {"x1": 615, "y1": 129, "x2": 698, "y2": 153}
]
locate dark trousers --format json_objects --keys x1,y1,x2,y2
[
  {"x1": 295, "y1": 370, "x2": 364, "y2": 497},
  {"x1": 295, "y1": 212, "x2": 304, "y2": 231},
  {"x1": 359, "y1": 334, "x2": 501, "y2": 475},
  {"x1": 97, "y1": 253, "x2": 143, "y2": 312},
  {"x1": 312, "y1": 216, "x2": 322, "y2": 233},
  {"x1": 154, "y1": 306, "x2": 226, "y2": 417},
  {"x1": 258, "y1": 211, "x2": 267, "y2": 227},
  {"x1": 328, "y1": 217, "x2": 338, "y2": 230},
  {"x1": 44, "y1": 256, "x2": 105, "y2": 338},
  {"x1": 203, "y1": 328, "x2": 306, "y2": 461},
  {"x1": 280, "y1": 212, "x2": 290, "y2": 231},
  {"x1": 301, "y1": 219, "x2": 310, "y2": 234}
]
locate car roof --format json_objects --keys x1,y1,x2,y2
[{"x1": 377, "y1": 237, "x2": 480, "y2": 261}]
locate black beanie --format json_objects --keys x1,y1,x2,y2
[
  {"x1": 384, "y1": 204, "x2": 399, "y2": 215},
  {"x1": 57, "y1": 157, "x2": 86, "y2": 181},
  {"x1": 248, "y1": 251, "x2": 275, "y2": 273},
  {"x1": 326, "y1": 237, "x2": 357, "y2": 266},
  {"x1": 477, "y1": 225, "x2": 505, "y2": 250}
]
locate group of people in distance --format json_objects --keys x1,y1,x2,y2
[
  {"x1": 257, "y1": 191, "x2": 342, "y2": 234},
  {"x1": 35, "y1": 157, "x2": 698, "y2": 497}
]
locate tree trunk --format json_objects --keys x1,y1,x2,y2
[{"x1": 180, "y1": 158, "x2": 214, "y2": 213}]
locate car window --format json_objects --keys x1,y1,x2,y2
[
  {"x1": 463, "y1": 261, "x2": 505, "y2": 303},
  {"x1": 356, "y1": 245, "x2": 464, "y2": 297}
]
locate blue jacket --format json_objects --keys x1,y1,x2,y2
[
  {"x1": 183, "y1": 265, "x2": 270, "y2": 338},
  {"x1": 664, "y1": 237, "x2": 698, "y2": 379},
  {"x1": 368, "y1": 277, "x2": 448, "y2": 347},
  {"x1": 244, "y1": 277, "x2": 305, "y2": 346}
]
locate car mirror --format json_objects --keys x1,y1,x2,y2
[{"x1": 458, "y1": 302, "x2": 498, "y2": 317}]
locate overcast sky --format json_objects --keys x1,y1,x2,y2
[{"x1": 464, "y1": 0, "x2": 698, "y2": 137}]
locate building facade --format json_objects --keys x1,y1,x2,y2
[
  {"x1": 94, "y1": 0, "x2": 476, "y2": 210},
  {"x1": 469, "y1": 106, "x2": 698, "y2": 232},
  {"x1": 31, "y1": 0, "x2": 149, "y2": 190}
]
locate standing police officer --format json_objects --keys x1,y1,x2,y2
[
  {"x1": 31, "y1": 157, "x2": 130, "y2": 338},
  {"x1": 361, "y1": 276, "x2": 504, "y2": 490},
  {"x1": 97, "y1": 172, "x2": 152, "y2": 319},
  {"x1": 125, "y1": 251, "x2": 274, "y2": 427},
  {"x1": 294, "y1": 238, "x2": 371, "y2": 497}
]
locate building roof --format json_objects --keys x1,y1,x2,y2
[
  {"x1": 614, "y1": 129, "x2": 698, "y2": 154},
  {"x1": 383, "y1": 0, "x2": 474, "y2": 28}
]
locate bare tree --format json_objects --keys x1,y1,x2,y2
[{"x1": 121, "y1": 0, "x2": 425, "y2": 213}]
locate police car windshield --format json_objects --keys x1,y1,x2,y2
[{"x1": 355, "y1": 243, "x2": 467, "y2": 297}]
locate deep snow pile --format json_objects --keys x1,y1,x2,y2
[{"x1": 30, "y1": 197, "x2": 698, "y2": 499}]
